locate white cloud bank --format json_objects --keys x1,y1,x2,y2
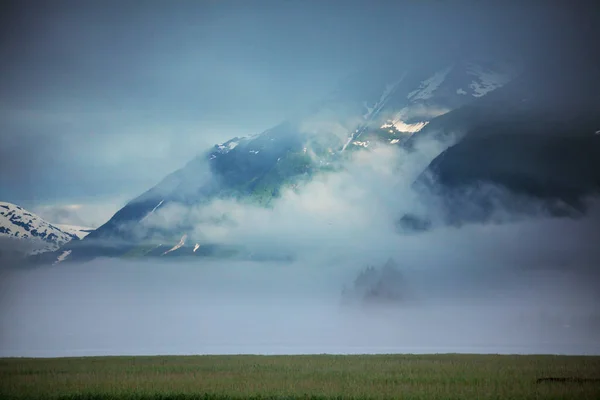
[{"x1": 34, "y1": 199, "x2": 129, "y2": 229}]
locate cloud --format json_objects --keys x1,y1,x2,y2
[
  {"x1": 37, "y1": 204, "x2": 87, "y2": 226},
  {"x1": 34, "y1": 199, "x2": 128, "y2": 228},
  {"x1": 3, "y1": 135, "x2": 600, "y2": 357},
  {"x1": 136, "y1": 132, "x2": 600, "y2": 275},
  {"x1": 138, "y1": 142, "x2": 442, "y2": 256},
  {"x1": 2, "y1": 210, "x2": 600, "y2": 357}
]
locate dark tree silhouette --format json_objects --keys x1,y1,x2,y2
[{"x1": 342, "y1": 258, "x2": 406, "y2": 305}]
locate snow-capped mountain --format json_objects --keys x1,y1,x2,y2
[
  {"x1": 0, "y1": 202, "x2": 93, "y2": 257},
  {"x1": 320, "y1": 58, "x2": 517, "y2": 150},
  {"x1": 33, "y1": 56, "x2": 519, "y2": 264}
]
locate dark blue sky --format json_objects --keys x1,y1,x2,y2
[{"x1": 0, "y1": 0, "x2": 590, "y2": 225}]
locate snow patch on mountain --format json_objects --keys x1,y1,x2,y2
[
  {"x1": 163, "y1": 234, "x2": 187, "y2": 255},
  {"x1": 140, "y1": 200, "x2": 165, "y2": 222},
  {"x1": 352, "y1": 140, "x2": 369, "y2": 148},
  {"x1": 215, "y1": 138, "x2": 241, "y2": 155},
  {"x1": 341, "y1": 135, "x2": 355, "y2": 152},
  {"x1": 151, "y1": 200, "x2": 165, "y2": 213},
  {"x1": 381, "y1": 120, "x2": 429, "y2": 133},
  {"x1": 53, "y1": 250, "x2": 72, "y2": 265},
  {"x1": 466, "y1": 63, "x2": 511, "y2": 97}
]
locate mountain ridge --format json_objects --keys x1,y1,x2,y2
[{"x1": 29, "y1": 56, "x2": 522, "y2": 264}]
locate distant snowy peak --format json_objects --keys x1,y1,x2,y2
[{"x1": 0, "y1": 202, "x2": 92, "y2": 255}]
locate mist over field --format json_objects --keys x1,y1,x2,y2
[
  {"x1": 2, "y1": 197, "x2": 600, "y2": 357},
  {"x1": 3, "y1": 136, "x2": 600, "y2": 357}
]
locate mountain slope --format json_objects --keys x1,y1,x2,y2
[
  {"x1": 0, "y1": 202, "x2": 93, "y2": 258},
  {"x1": 407, "y1": 53, "x2": 600, "y2": 147},
  {"x1": 400, "y1": 55, "x2": 600, "y2": 229},
  {"x1": 334, "y1": 59, "x2": 517, "y2": 150},
  {"x1": 35, "y1": 57, "x2": 517, "y2": 263}
]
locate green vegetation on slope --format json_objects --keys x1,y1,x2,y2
[
  {"x1": 1, "y1": 354, "x2": 599, "y2": 400},
  {"x1": 241, "y1": 150, "x2": 336, "y2": 207},
  {"x1": 247, "y1": 152, "x2": 313, "y2": 206}
]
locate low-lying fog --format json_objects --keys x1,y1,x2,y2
[{"x1": 2, "y1": 218, "x2": 599, "y2": 357}]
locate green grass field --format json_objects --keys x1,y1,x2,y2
[{"x1": 1, "y1": 354, "x2": 599, "y2": 399}]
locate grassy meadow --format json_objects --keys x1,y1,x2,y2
[{"x1": 1, "y1": 354, "x2": 600, "y2": 399}]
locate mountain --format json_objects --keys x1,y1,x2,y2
[
  {"x1": 318, "y1": 58, "x2": 517, "y2": 151},
  {"x1": 399, "y1": 55, "x2": 600, "y2": 230},
  {"x1": 31, "y1": 57, "x2": 518, "y2": 264},
  {"x1": 0, "y1": 202, "x2": 93, "y2": 262}
]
